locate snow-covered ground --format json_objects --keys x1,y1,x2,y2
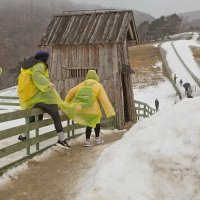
[
  {"x1": 1, "y1": 32, "x2": 200, "y2": 200},
  {"x1": 77, "y1": 97, "x2": 200, "y2": 200},
  {"x1": 134, "y1": 32, "x2": 200, "y2": 109},
  {"x1": 76, "y1": 32, "x2": 200, "y2": 200}
]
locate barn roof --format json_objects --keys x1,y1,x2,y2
[{"x1": 39, "y1": 9, "x2": 139, "y2": 46}]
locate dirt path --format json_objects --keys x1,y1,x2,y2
[{"x1": 0, "y1": 132, "x2": 124, "y2": 200}]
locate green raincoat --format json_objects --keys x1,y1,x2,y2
[
  {"x1": 18, "y1": 62, "x2": 67, "y2": 112},
  {"x1": 65, "y1": 70, "x2": 116, "y2": 128}
]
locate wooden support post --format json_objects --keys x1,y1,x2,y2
[
  {"x1": 72, "y1": 120, "x2": 75, "y2": 136},
  {"x1": 25, "y1": 117, "x2": 30, "y2": 155},
  {"x1": 67, "y1": 119, "x2": 70, "y2": 138},
  {"x1": 35, "y1": 115, "x2": 39, "y2": 151}
]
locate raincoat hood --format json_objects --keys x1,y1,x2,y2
[
  {"x1": 65, "y1": 71, "x2": 116, "y2": 127},
  {"x1": 34, "y1": 50, "x2": 49, "y2": 63},
  {"x1": 20, "y1": 57, "x2": 40, "y2": 70},
  {"x1": 86, "y1": 70, "x2": 99, "y2": 82}
]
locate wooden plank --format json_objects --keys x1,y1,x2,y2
[
  {"x1": 0, "y1": 102, "x2": 20, "y2": 106},
  {"x1": 0, "y1": 96, "x2": 19, "y2": 100},
  {"x1": 56, "y1": 49, "x2": 62, "y2": 79},
  {"x1": 118, "y1": 13, "x2": 132, "y2": 43},
  {"x1": 112, "y1": 44, "x2": 119, "y2": 82},
  {"x1": 101, "y1": 13, "x2": 115, "y2": 43},
  {"x1": 79, "y1": 13, "x2": 97, "y2": 44},
  {"x1": 40, "y1": 16, "x2": 57, "y2": 45},
  {"x1": 50, "y1": 47, "x2": 58, "y2": 82},
  {"x1": 0, "y1": 108, "x2": 44, "y2": 123},
  {"x1": 95, "y1": 45, "x2": 99, "y2": 68},
  {"x1": 89, "y1": 14, "x2": 104, "y2": 43},
  {"x1": 83, "y1": 46, "x2": 88, "y2": 69},
  {"x1": 71, "y1": 15, "x2": 88, "y2": 44},
  {"x1": 94, "y1": 13, "x2": 110, "y2": 43},
  {"x1": 130, "y1": 13, "x2": 139, "y2": 43},
  {"x1": 88, "y1": 45, "x2": 93, "y2": 67},
  {"x1": 99, "y1": 44, "x2": 105, "y2": 78},
  {"x1": 85, "y1": 14, "x2": 101, "y2": 44},
  {"x1": 105, "y1": 44, "x2": 113, "y2": 80},
  {"x1": 66, "y1": 16, "x2": 82, "y2": 44},
  {"x1": 128, "y1": 24, "x2": 134, "y2": 40},
  {"x1": 51, "y1": 17, "x2": 67, "y2": 44},
  {"x1": 60, "y1": 16, "x2": 75, "y2": 44},
  {"x1": 46, "y1": 17, "x2": 62, "y2": 45},
  {"x1": 0, "y1": 131, "x2": 57, "y2": 159},
  {"x1": 0, "y1": 118, "x2": 53, "y2": 140},
  {"x1": 55, "y1": 17, "x2": 72, "y2": 44},
  {"x1": 116, "y1": 12, "x2": 129, "y2": 42},
  {"x1": 106, "y1": 13, "x2": 121, "y2": 43}
]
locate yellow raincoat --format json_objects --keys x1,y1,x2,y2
[
  {"x1": 18, "y1": 62, "x2": 67, "y2": 112},
  {"x1": 65, "y1": 70, "x2": 116, "y2": 128}
]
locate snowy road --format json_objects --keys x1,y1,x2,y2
[{"x1": 161, "y1": 40, "x2": 200, "y2": 97}]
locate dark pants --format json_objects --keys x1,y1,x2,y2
[
  {"x1": 29, "y1": 103, "x2": 63, "y2": 133},
  {"x1": 86, "y1": 123, "x2": 100, "y2": 140},
  {"x1": 155, "y1": 105, "x2": 159, "y2": 110}
]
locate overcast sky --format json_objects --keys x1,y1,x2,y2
[{"x1": 72, "y1": 0, "x2": 200, "y2": 18}]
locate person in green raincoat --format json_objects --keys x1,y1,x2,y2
[
  {"x1": 65, "y1": 70, "x2": 116, "y2": 147},
  {"x1": 18, "y1": 51, "x2": 70, "y2": 149},
  {"x1": 0, "y1": 67, "x2": 2, "y2": 76}
]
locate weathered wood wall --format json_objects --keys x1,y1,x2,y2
[
  {"x1": 116, "y1": 41, "x2": 137, "y2": 127},
  {"x1": 50, "y1": 43, "x2": 136, "y2": 129}
]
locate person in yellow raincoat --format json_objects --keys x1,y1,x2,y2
[
  {"x1": 0, "y1": 67, "x2": 2, "y2": 76},
  {"x1": 65, "y1": 70, "x2": 116, "y2": 147},
  {"x1": 18, "y1": 51, "x2": 70, "y2": 149}
]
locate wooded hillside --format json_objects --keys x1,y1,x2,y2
[
  {"x1": 0, "y1": 0, "x2": 199, "y2": 90},
  {"x1": 0, "y1": 0, "x2": 155, "y2": 90}
]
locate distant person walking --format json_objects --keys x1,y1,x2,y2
[
  {"x1": 155, "y1": 99, "x2": 159, "y2": 110},
  {"x1": 174, "y1": 74, "x2": 177, "y2": 84},
  {"x1": 65, "y1": 70, "x2": 116, "y2": 147},
  {"x1": 179, "y1": 79, "x2": 183, "y2": 86},
  {"x1": 17, "y1": 50, "x2": 71, "y2": 149},
  {"x1": 183, "y1": 82, "x2": 191, "y2": 95},
  {"x1": 186, "y1": 86, "x2": 193, "y2": 98},
  {"x1": 0, "y1": 67, "x2": 2, "y2": 76}
]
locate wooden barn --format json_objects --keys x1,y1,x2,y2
[{"x1": 39, "y1": 9, "x2": 139, "y2": 129}]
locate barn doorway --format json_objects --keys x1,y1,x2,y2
[
  {"x1": 121, "y1": 73, "x2": 130, "y2": 122},
  {"x1": 121, "y1": 64, "x2": 134, "y2": 123}
]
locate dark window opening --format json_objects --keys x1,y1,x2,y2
[{"x1": 66, "y1": 68, "x2": 98, "y2": 79}]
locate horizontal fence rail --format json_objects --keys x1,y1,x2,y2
[
  {"x1": 0, "y1": 96, "x2": 20, "y2": 108},
  {"x1": 134, "y1": 100, "x2": 158, "y2": 120},
  {"x1": 0, "y1": 107, "x2": 115, "y2": 175}
]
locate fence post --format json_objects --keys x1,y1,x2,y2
[
  {"x1": 72, "y1": 120, "x2": 75, "y2": 136},
  {"x1": 144, "y1": 105, "x2": 146, "y2": 118},
  {"x1": 25, "y1": 117, "x2": 30, "y2": 155},
  {"x1": 67, "y1": 119, "x2": 70, "y2": 138},
  {"x1": 35, "y1": 115, "x2": 39, "y2": 151},
  {"x1": 138, "y1": 104, "x2": 140, "y2": 120}
]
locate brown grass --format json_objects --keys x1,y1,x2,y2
[
  {"x1": 191, "y1": 46, "x2": 200, "y2": 66},
  {"x1": 128, "y1": 43, "x2": 166, "y2": 88}
]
